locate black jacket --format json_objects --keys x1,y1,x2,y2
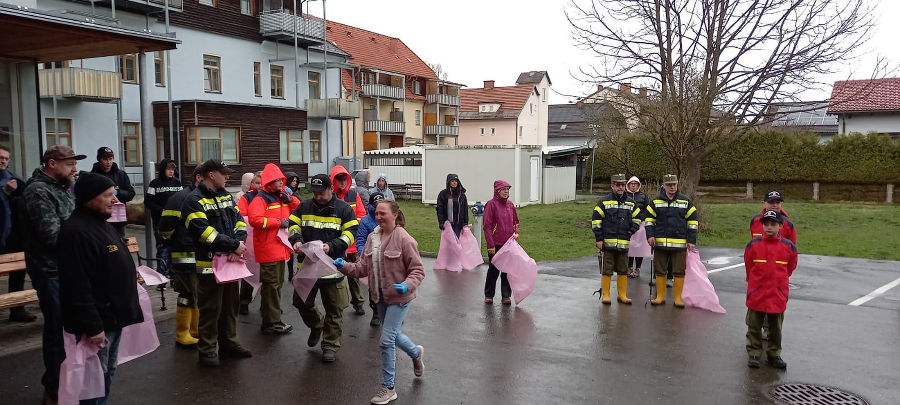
[
  {"x1": 287, "y1": 195, "x2": 358, "y2": 263},
  {"x1": 592, "y1": 191, "x2": 641, "y2": 251},
  {"x1": 159, "y1": 185, "x2": 196, "y2": 256},
  {"x1": 183, "y1": 183, "x2": 247, "y2": 274},
  {"x1": 625, "y1": 190, "x2": 649, "y2": 221},
  {"x1": 145, "y1": 158, "x2": 183, "y2": 228},
  {"x1": 91, "y1": 161, "x2": 136, "y2": 204},
  {"x1": 644, "y1": 190, "x2": 699, "y2": 250},
  {"x1": 435, "y1": 174, "x2": 468, "y2": 230},
  {"x1": 59, "y1": 208, "x2": 142, "y2": 336}
]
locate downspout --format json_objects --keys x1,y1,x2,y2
[
  {"x1": 164, "y1": 0, "x2": 175, "y2": 161},
  {"x1": 138, "y1": 51, "x2": 155, "y2": 257},
  {"x1": 322, "y1": 0, "x2": 329, "y2": 168}
]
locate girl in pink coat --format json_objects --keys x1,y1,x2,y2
[{"x1": 482, "y1": 180, "x2": 519, "y2": 305}]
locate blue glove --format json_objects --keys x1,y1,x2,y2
[
  {"x1": 333, "y1": 258, "x2": 345, "y2": 269},
  {"x1": 285, "y1": 186, "x2": 293, "y2": 195},
  {"x1": 114, "y1": 188, "x2": 119, "y2": 196},
  {"x1": 393, "y1": 282, "x2": 409, "y2": 295}
]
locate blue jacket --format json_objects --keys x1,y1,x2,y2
[{"x1": 356, "y1": 204, "x2": 378, "y2": 252}]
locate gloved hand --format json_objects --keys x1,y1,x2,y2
[
  {"x1": 333, "y1": 258, "x2": 346, "y2": 269},
  {"x1": 393, "y1": 282, "x2": 409, "y2": 295},
  {"x1": 114, "y1": 188, "x2": 119, "y2": 196},
  {"x1": 285, "y1": 186, "x2": 293, "y2": 195},
  {"x1": 280, "y1": 192, "x2": 293, "y2": 204},
  {"x1": 280, "y1": 219, "x2": 290, "y2": 228}
]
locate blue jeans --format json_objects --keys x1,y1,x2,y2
[
  {"x1": 376, "y1": 301, "x2": 420, "y2": 388},
  {"x1": 80, "y1": 328, "x2": 122, "y2": 405},
  {"x1": 29, "y1": 271, "x2": 64, "y2": 397}
]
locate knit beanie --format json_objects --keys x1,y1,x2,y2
[{"x1": 75, "y1": 172, "x2": 116, "y2": 206}]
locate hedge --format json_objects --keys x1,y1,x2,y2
[{"x1": 589, "y1": 131, "x2": 900, "y2": 184}]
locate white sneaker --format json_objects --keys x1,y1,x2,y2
[
  {"x1": 370, "y1": 386, "x2": 397, "y2": 404},
  {"x1": 412, "y1": 345, "x2": 425, "y2": 377}
]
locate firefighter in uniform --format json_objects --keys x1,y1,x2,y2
[
  {"x1": 159, "y1": 167, "x2": 203, "y2": 347},
  {"x1": 329, "y1": 165, "x2": 368, "y2": 316},
  {"x1": 288, "y1": 173, "x2": 359, "y2": 363},
  {"x1": 592, "y1": 173, "x2": 642, "y2": 304},
  {"x1": 645, "y1": 174, "x2": 698, "y2": 307},
  {"x1": 183, "y1": 159, "x2": 249, "y2": 367}
]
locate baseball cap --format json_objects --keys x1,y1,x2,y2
[
  {"x1": 196, "y1": 159, "x2": 235, "y2": 175},
  {"x1": 611, "y1": 173, "x2": 627, "y2": 183},
  {"x1": 662, "y1": 174, "x2": 678, "y2": 184},
  {"x1": 764, "y1": 190, "x2": 783, "y2": 202},
  {"x1": 760, "y1": 209, "x2": 783, "y2": 224},
  {"x1": 42, "y1": 145, "x2": 87, "y2": 164},
  {"x1": 310, "y1": 173, "x2": 331, "y2": 193},
  {"x1": 369, "y1": 191, "x2": 385, "y2": 206},
  {"x1": 97, "y1": 146, "x2": 114, "y2": 160}
]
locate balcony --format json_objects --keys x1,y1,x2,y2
[
  {"x1": 364, "y1": 120, "x2": 405, "y2": 134},
  {"x1": 306, "y1": 98, "x2": 360, "y2": 119},
  {"x1": 424, "y1": 125, "x2": 459, "y2": 137},
  {"x1": 426, "y1": 93, "x2": 460, "y2": 106},
  {"x1": 77, "y1": 0, "x2": 183, "y2": 13},
  {"x1": 259, "y1": 10, "x2": 325, "y2": 45},
  {"x1": 361, "y1": 84, "x2": 405, "y2": 100},
  {"x1": 39, "y1": 67, "x2": 121, "y2": 102}
]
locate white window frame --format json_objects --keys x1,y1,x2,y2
[{"x1": 415, "y1": 110, "x2": 421, "y2": 126}]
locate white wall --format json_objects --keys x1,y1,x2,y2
[
  {"x1": 367, "y1": 165, "x2": 421, "y2": 185},
  {"x1": 543, "y1": 166, "x2": 576, "y2": 203},
  {"x1": 839, "y1": 112, "x2": 900, "y2": 134},
  {"x1": 422, "y1": 145, "x2": 543, "y2": 206}
]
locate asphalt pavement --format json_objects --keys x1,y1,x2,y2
[{"x1": 1, "y1": 245, "x2": 899, "y2": 404}]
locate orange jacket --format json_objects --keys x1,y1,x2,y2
[
  {"x1": 330, "y1": 165, "x2": 366, "y2": 254},
  {"x1": 248, "y1": 164, "x2": 300, "y2": 263}
]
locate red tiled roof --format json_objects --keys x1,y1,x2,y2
[
  {"x1": 828, "y1": 77, "x2": 900, "y2": 113},
  {"x1": 460, "y1": 85, "x2": 535, "y2": 114},
  {"x1": 326, "y1": 20, "x2": 437, "y2": 80}
]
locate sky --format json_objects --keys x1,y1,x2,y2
[{"x1": 317, "y1": 0, "x2": 900, "y2": 105}]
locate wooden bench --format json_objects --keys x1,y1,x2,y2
[
  {"x1": 395, "y1": 183, "x2": 422, "y2": 200},
  {"x1": 0, "y1": 237, "x2": 144, "y2": 311}
]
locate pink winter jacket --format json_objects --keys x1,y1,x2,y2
[
  {"x1": 340, "y1": 226, "x2": 425, "y2": 304},
  {"x1": 483, "y1": 180, "x2": 519, "y2": 248}
]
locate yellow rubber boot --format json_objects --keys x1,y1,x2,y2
[
  {"x1": 190, "y1": 306, "x2": 199, "y2": 338},
  {"x1": 673, "y1": 277, "x2": 685, "y2": 308},
  {"x1": 616, "y1": 275, "x2": 632, "y2": 304},
  {"x1": 600, "y1": 275, "x2": 612, "y2": 305},
  {"x1": 651, "y1": 276, "x2": 667, "y2": 305},
  {"x1": 176, "y1": 306, "x2": 198, "y2": 346}
]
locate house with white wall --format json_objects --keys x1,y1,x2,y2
[
  {"x1": 458, "y1": 71, "x2": 551, "y2": 146},
  {"x1": 828, "y1": 78, "x2": 900, "y2": 138}
]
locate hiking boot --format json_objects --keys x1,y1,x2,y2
[
  {"x1": 767, "y1": 356, "x2": 787, "y2": 369},
  {"x1": 307, "y1": 327, "x2": 323, "y2": 347},
  {"x1": 199, "y1": 351, "x2": 220, "y2": 367},
  {"x1": 262, "y1": 322, "x2": 293, "y2": 335},
  {"x1": 370, "y1": 313, "x2": 381, "y2": 327},
  {"x1": 9, "y1": 307, "x2": 37, "y2": 323},
  {"x1": 353, "y1": 304, "x2": 366, "y2": 316},
  {"x1": 239, "y1": 304, "x2": 249, "y2": 315},
  {"x1": 221, "y1": 345, "x2": 253, "y2": 359},
  {"x1": 370, "y1": 386, "x2": 397, "y2": 405},
  {"x1": 322, "y1": 349, "x2": 336, "y2": 363},
  {"x1": 412, "y1": 345, "x2": 425, "y2": 377},
  {"x1": 747, "y1": 355, "x2": 760, "y2": 368}
]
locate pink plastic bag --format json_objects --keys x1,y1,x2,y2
[
  {"x1": 458, "y1": 226, "x2": 485, "y2": 271},
  {"x1": 683, "y1": 250, "x2": 727, "y2": 313},
  {"x1": 213, "y1": 254, "x2": 252, "y2": 284},
  {"x1": 277, "y1": 228, "x2": 293, "y2": 250},
  {"x1": 117, "y1": 283, "x2": 161, "y2": 364},
  {"x1": 242, "y1": 216, "x2": 261, "y2": 289},
  {"x1": 291, "y1": 241, "x2": 339, "y2": 301},
  {"x1": 491, "y1": 238, "x2": 538, "y2": 305},
  {"x1": 107, "y1": 202, "x2": 126, "y2": 223},
  {"x1": 628, "y1": 223, "x2": 652, "y2": 258},
  {"x1": 434, "y1": 222, "x2": 463, "y2": 272},
  {"x1": 58, "y1": 332, "x2": 105, "y2": 404},
  {"x1": 136, "y1": 265, "x2": 169, "y2": 286}
]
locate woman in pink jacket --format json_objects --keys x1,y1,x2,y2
[
  {"x1": 334, "y1": 199, "x2": 425, "y2": 405},
  {"x1": 483, "y1": 180, "x2": 519, "y2": 305}
]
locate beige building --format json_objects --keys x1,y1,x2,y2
[{"x1": 458, "y1": 71, "x2": 551, "y2": 146}]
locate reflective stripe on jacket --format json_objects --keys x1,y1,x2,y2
[
  {"x1": 644, "y1": 190, "x2": 698, "y2": 250},
  {"x1": 592, "y1": 192, "x2": 641, "y2": 251},
  {"x1": 248, "y1": 189, "x2": 299, "y2": 263},
  {"x1": 744, "y1": 235, "x2": 798, "y2": 313},
  {"x1": 287, "y1": 195, "x2": 359, "y2": 280},
  {"x1": 183, "y1": 183, "x2": 247, "y2": 274}
]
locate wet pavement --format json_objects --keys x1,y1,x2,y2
[{"x1": 2, "y1": 245, "x2": 899, "y2": 404}]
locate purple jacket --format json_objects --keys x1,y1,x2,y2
[{"x1": 483, "y1": 180, "x2": 519, "y2": 248}]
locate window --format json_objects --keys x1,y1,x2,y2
[
  {"x1": 530, "y1": 103, "x2": 534, "y2": 116},
  {"x1": 415, "y1": 110, "x2": 421, "y2": 126},
  {"x1": 491, "y1": 128, "x2": 495, "y2": 135},
  {"x1": 122, "y1": 122, "x2": 141, "y2": 165},
  {"x1": 280, "y1": 129, "x2": 304, "y2": 163},
  {"x1": 253, "y1": 62, "x2": 261, "y2": 97},
  {"x1": 308, "y1": 71, "x2": 320, "y2": 99},
  {"x1": 309, "y1": 130, "x2": 322, "y2": 162},
  {"x1": 271, "y1": 65, "x2": 284, "y2": 98},
  {"x1": 480, "y1": 106, "x2": 487, "y2": 112},
  {"x1": 240, "y1": 0, "x2": 255, "y2": 14},
  {"x1": 45, "y1": 118, "x2": 72, "y2": 147},
  {"x1": 413, "y1": 80, "x2": 422, "y2": 95},
  {"x1": 203, "y1": 55, "x2": 221, "y2": 93},
  {"x1": 480, "y1": 128, "x2": 484, "y2": 135},
  {"x1": 156, "y1": 127, "x2": 166, "y2": 162},
  {"x1": 199, "y1": 0, "x2": 215, "y2": 6},
  {"x1": 121, "y1": 54, "x2": 138, "y2": 83},
  {"x1": 542, "y1": 87, "x2": 547, "y2": 102},
  {"x1": 41, "y1": 61, "x2": 68, "y2": 69},
  {"x1": 185, "y1": 127, "x2": 239, "y2": 163},
  {"x1": 154, "y1": 51, "x2": 165, "y2": 86},
  {"x1": 519, "y1": 126, "x2": 523, "y2": 137}
]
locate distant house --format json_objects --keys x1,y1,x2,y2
[
  {"x1": 764, "y1": 101, "x2": 838, "y2": 142},
  {"x1": 548, "y1": 102, "x2": 624, "y2": 147},
  {"x1": 458, "y1": 71, "x2": 551, "y2": 146},
  {"x1": 828, "y1": 78, "x2": 900, "y2": 138},
  {"x1": 580, "y1": 83, "x2": 649, "y2": 131}
]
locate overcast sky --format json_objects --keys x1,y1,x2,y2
[{"x1": 320, "y1": 0, "x2": 899, "y2": 104}]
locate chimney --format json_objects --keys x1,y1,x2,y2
[
  {"x1": 484, "y1": 80, "x2": 495, "y2": 90},
  {"x1": 639, "y1": 87, "x2": 647, "y2": 98},
  {"x1": 620, "y1": 82, "x2": 631, "y2": 94},
  {"x1": 597, "y1": 84, "x2": 604, "y2": 92}
]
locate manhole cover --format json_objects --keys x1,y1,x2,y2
[{"x1": 770, "y1": 383, "x2": 868, "y2": 405}]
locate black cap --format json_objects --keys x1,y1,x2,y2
[
  {"x1": 764, "y1": 190, "x2": 783, "y2": 202},
  {"x1": 369, "y1": 192, "x2": 384, "y2": 206},
  {"x1": 97, "y1": 146, "x2": 114, "y2": 160},
  {"x1": 310, "y1": 173, "x2": 330, "y2": 193},
  {"x1": 760, "y1": 209, "x2": 783, "y2": 224},
  {"x1": 42, "y1": 145, "x2": 87, "y2": 164},
  {"x1": 196, "y1": 159, "x2": 235, "y2": 175},
  {"x1": 74, "y1": 172, "x2": 116, "y2": 206}
]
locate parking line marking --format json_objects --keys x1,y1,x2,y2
[
  {"x1": 707, "y1": 263, "x2": 744, "y2": 274},
  {"x1": 848, "y1": 276, "x2": 900, "y2": 306}
]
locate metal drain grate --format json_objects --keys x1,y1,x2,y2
[{"x1": 770, "y1": 383, "x2": 868, "y2": 405}]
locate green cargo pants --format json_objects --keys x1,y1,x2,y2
[
  {"x1": 172, "y1": 263, "x2": 198, "y2": 308},
  {"x1": 197, "y1": 274, "x2": 241, "y2": 354},
  {"x1": 292, "y1": 278, "x2": 349, "y2": 351},
  {"x1": 259, "y1": 261, "x2": 286, "y2": 325},
  {"x1": 599, "y1": 250, "x2": 629, "y2": 276},
  {"x1": 746, "y1": 309, "x2": 784, "y2": 357},
  {"x1": 654, "y1": 249, "x2": 686, "y2": 277}
]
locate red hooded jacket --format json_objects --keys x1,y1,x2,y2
[
  {"x1": 248, "y1": 163, "x2": 300, "y2": 263},
  {"x1": 330, "y1": 165, "x2": 367, "y2": 254},
  {"x1": 744, "y1": 234, "x2": 798, "y2": 313},
  {"x1": 749, "y1": 208, "x2": 797, "y2": 244}
]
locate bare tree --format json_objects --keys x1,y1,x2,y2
[
  {"x1": 428, "y1": 62, "x2": 449, "y2": 81},
  {"x1": 567, "y1": 0, "x2": 876, "y2": 197}
]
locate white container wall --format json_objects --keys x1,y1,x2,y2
[
  {"x1": 367, "y1": 165, "x2": 421, "y2": 186},
  {"x1": 542, "y1": 166, "x2": 576, "y2": 203}
]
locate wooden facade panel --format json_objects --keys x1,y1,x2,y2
[{"x1": 164, "y1": 0, "x2": 262, "y2": 42}]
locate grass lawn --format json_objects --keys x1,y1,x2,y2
[{"x1": 396, "y1": 200, "x2": 900, "y2": 262}]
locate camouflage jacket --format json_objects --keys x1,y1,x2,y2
[{"x1": 22, "y1": 168, "x2": 75, "y2": 276}]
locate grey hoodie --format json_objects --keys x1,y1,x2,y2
[
  {"x1": 369, "y1": 173, "x2": 395, "y2": 200},
  {"x1": 354, "y1": 171, "x2": 371, "y2": 206}
]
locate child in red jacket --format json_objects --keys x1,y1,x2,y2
[{"x1": 744, "y1": 210, "x2": 798, "y2": 369}]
